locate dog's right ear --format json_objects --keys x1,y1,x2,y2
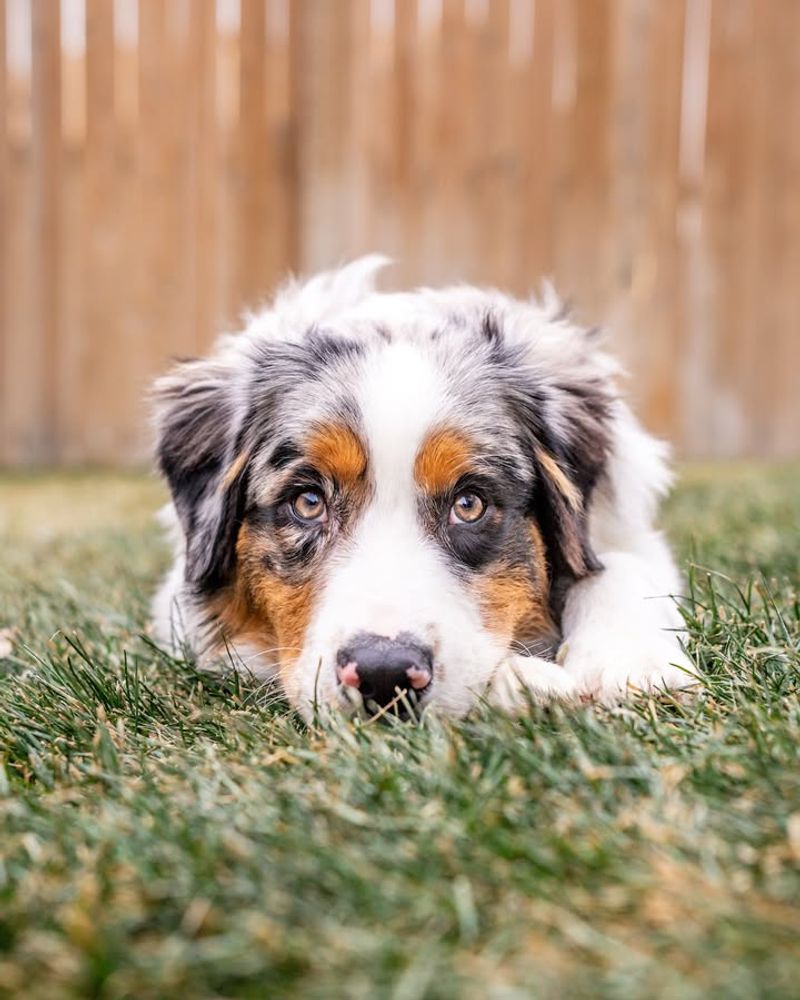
[{"x1": 152, "y1": 358, "x2": 247, "y2": 594}]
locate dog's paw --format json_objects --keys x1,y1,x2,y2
[
  {"x1": 486, "y1": 655, "x2": 579, "y2": 712},
  {"x1": 558, "y1": 631, "x2": 697, "y2": 703}
]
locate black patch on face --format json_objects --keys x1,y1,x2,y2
[
  {"x1": 446, "y1": 514, "x2": 509, "y2": 570},
  {"x1": 245, "y1": 497, "x2": 327, "y2": 578},
  {"x1": 422, "y1": 472, "x2": 528, "y2": 574},
  {"x1": 269, "y1": 439, "x2": 302, "y2": 470}
]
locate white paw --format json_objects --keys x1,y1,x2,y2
[
  {"x1": 486, "y1": 655, "x2": 579, "y2": 712},
  {"x1": 558, "y1": 631, "x2": 697, "y2": 703}
]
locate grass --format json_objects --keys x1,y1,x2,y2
[{"x1": 0, "y1": 465, "x2": 799, "y2": 999}]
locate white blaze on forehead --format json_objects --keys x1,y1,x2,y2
[
  {"x1": 293, "y1": 335, "x2": 504, "y2": 705},
  {"x1": 357, "y1": 341, "x2": 447, "y2": 497}
]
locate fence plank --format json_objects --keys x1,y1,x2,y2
[
  {"x1": 701, "y1": 0, "x2": 755, "y2": 456},
  {"x1": 746, "y1": 0, "x2": 800, "y2": 456},
  {"x1": 296, "y1": 0, "x2": 357, "y2": 272},
  {"x1": 392, "y1": 0, "x2": 416, "y2": 283},
  {"x1": 188, "y1": 0, "x2": 219, "y2": 354},
  {"x1": 239, "y1": 0, "x2": 275, "y2": 308},
  {"x1": 475, "y1": 0, "x2": 512, "y2": 288},
  {"x1": 517, "y1": 0, "x2": 556, "y2": 288},
  {"x1": 555, "y1": 0, "x2": 614, "y2": 317},
  {"x1": 616, "y1": 0, "x2": 688, "y2": 440},
  {"x1": 782, "y1": 0, "x2": 800, "y2": 457},
  {"x1": 81, "y1": 0, "x2": 118, "y2": 460},
  {"x1": 30, "y1": 0, "x2": 63, "y2": 461}
]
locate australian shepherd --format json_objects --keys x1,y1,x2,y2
[{"x1": 152, "y1": 256, "x2": 694, "y2": 720}]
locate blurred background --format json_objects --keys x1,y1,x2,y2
[{"x1": 0, "y1": 0, "x2": 798, "y2": 466}]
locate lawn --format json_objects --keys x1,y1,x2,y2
[{"x1": 0, "y1": 466, "x2": 799, "y2": 999}]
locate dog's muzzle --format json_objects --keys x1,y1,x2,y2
[{"x1": 336, "y1": 632, "x2": 433, "y2": 713}]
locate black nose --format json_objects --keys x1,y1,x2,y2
[{"x1": 336, "y1": 632, "x2": 433, "y2": 710}]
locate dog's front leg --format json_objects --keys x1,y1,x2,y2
[
  {"x1": 486, "y1": 654, "x2": 578, "y2": 711},
  {"x1": 558, "y1": 549, "x2": 696, "y2": 701}
]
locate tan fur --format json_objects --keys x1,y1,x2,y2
[
  {"x1": 307, "y1": 423, "x2": 367, "y2": 487},
  {"x1": 211, "y1": 524, "x2": 315, "y2": 672},
  {"x1": 220, "y1": 450, "x2": 250, "y2": 491},
  {"x1": 414, "y1": 428, "x2": 473, "y2": 494},
  {"x1": 474, "y1": 525, "x2": 554, "y2": 644},
  {"x1": 535, "y1": 448, "x2": 582, "y2": 511}
]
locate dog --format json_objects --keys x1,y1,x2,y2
[{"x1": 151, "y1": 256, "x2": 695, "y2": 720}]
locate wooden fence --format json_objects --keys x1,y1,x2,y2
[{"x1": 1, "y1": 0, "x2": 799, "y2": 464}]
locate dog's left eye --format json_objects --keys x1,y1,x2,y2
[
  {"x1": 291, "y1": 490, "x2": 328, "y2": 523},
  {"x1": 449, "y1": 492, "x2": 486, "y2": 525}
]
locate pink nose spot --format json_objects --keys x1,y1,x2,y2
[
  {"x1": 337, "y1": 661, "x2": 361, "y2": 688},
  {"x1": 406, "y1": 665, "x2": 432, "y2": 690}
]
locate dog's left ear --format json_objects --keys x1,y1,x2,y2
[
  {"x1": 511, "y1": 375, "x2": 612, "y2": 614},
  {"x1": 152, "y1": 357, "x2": 249, "y2": 594}
]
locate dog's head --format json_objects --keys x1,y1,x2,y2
[{"x1": 154, "y1": 258, "x2": 615, "y2": 719}]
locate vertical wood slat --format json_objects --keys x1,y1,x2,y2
[
  {"x1": 82, "y1": 0, "x2": 117, "y2": 460},
  {"x1": 475, "y1": 0, "x2": 512, "y2": 289},
  {"x1": 635, "y1": 0, "x2": 687, "y2": 440},
  {"x1": 292, "y1": 0, "x2": 351, "y2": 273},
  {"x1": 267, "y1": 0, "x2": 299, "y2": 279},
  {"x1": 31, "y1": 0, "x2": 62, "y2": 461},
  {"x1": 391, "y1": 0, "x2": 416, "y2": 287},
  {"x1": 2, "y1": 3, "x2": 34, "y2": 463},
  {"x1": 285, "y1": 0, "x2": 305, "y2": 273},
  {"x1": 346, "y1": 0, "x2": 371, "y2": 263},
  {"x1": 216, "y1": 3, "x2": 242, "y2": 327},
  {"x1": 701, "y1": 0, "x2": 755, "y2": 457},
  {"x1": 238, "y1": 0, "x2": 273, "y2": 308},
  {"x1": 364, "y1": 0, "x2": 398, "y2": 258},
  {"x1": 410, "y1": 0, "x2": 445, "y2": 283},
  {"x1": 555, "y1": 0, "x2": 614, "y2": 316},
  {"x1": 742, "y1": 0, "x2": 800, "y2": 457},
  {"x1": 188, "y1": 0, "x2": 219, "y2": 353},
  {"x1": 0, "y1": 0, "x2": 7, "y2": 461},
  {"x1": 781, "y1": 0, "x2": 800, "y2": 457},
  {"x1": 517, "y1": 0, "x2": 556, "y2": 288}
]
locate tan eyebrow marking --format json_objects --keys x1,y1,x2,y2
[
  {"x1": 306, "y1": 423, "x2": 368, "y2": 486},
  {"x1": 534, "y1": 448, "x2": 582, "y2": 511},
  {"x1": 414, "y1": 428, "x2": 473, "y2": 493}
]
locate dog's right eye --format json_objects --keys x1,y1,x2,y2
[
  {"x1": 449, "y1": 491, "x2": 486, "y2": 524},
  {"x1": 290, "y1": 490, "x2": 328, "y2": 523}
]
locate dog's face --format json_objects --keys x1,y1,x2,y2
[{"x1": 155, "y1": 273, "x2": 612, "y2": 719}]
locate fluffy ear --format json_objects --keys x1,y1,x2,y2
[
  {"x1": 512, "y1": 377, "x2": 612, "y2": 616},
  {"x1": 152, "y1": 358, "x2": 248, "y2": 594}
]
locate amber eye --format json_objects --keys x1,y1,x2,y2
[
  {"x1": 291, "y1": 490, "x2": 328, "y2": 523},
  {"x1": 449, "y1": 492, "x2": 486, "y2": 524}
]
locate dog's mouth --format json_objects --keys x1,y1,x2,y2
[{"x1": 337, "y1": 675, "x2": 433, "y2": 722}]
